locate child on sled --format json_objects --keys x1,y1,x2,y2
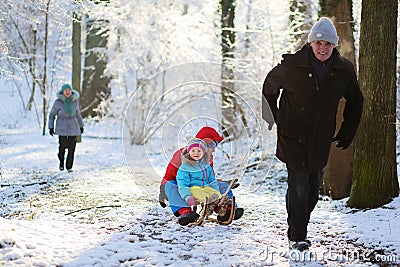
[
  {"x1": 160, "y1": 126, "x2": 244, "y2": 226},
  {"x1": 176, "y1": 138, "x2": 225, "y2": 223}
]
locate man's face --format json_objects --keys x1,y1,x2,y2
[{"x1": 310, "y1": 40, "x2": 335, "y2": 62}]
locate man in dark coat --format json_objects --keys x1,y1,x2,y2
[{"x1": 262, "y1": 17, "x2": 363, "y2": 251}]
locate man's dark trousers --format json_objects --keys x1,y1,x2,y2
[
  {"x1": 286, "y1": 164, "x2": 322, "y2": 241},
  {"x1": 58, "y1": 136, "x2": 77, "y2": 170}
]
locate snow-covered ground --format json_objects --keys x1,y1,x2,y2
[{"x1": 1, "y1": 114, "x2": 399, "y2": 266}]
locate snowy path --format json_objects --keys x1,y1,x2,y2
[{"x1": 1, "y1": 128, "x2": 399, "y2": 266}]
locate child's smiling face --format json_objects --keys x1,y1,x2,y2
[{"x1": 188, "y1": 147, "x2": 204, "y2": 161}]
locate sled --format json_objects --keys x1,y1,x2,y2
[
  {"x1": 188, "y1": 196, "x2": 236, "y2": 226},
  {"x1": 208, "y1": 196, "x2": 236, "y2": 225},
  {"x1": 188, "y1": 197, "x2": 209, "y2": 226}
]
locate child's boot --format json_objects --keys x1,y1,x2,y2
[{"x1": 178, "y1": 211, "x2": 199, "y2": 226}]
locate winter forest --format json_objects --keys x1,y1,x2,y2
[{"x1": 1, "y1": 0, "x2": 399, "y2": 266}]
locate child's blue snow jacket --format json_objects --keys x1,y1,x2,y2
[{"x1": 176, "y1": 149, "x2": 220, "y2": 201}]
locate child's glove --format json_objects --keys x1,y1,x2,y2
[
  {"x1": 185, "y1": 196, "x2": 196, "y2": 206},
  {"x1": 158, "y1": 184, "x2": 167, "y2": 208}
]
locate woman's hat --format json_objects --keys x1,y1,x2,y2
[{"x1": 60, "y1": 84, "x2": 72, "y2": 93}]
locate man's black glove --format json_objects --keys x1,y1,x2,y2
[
  {"x1": 80, "y1": 128, "x2": 84, "y2": 134},
  {"x1": 332, "y1": 131, "x2": 352, "y2": 150},
  {"x1": 159, "y1": 184, "x2": 167, "y2": 208},
  {"x1": 49, "y1": 128, "x2": 55, "y2": 136}
]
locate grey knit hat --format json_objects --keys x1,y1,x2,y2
[{"x1": 308, "y1": 17, "x2": 339, "y2": 46}]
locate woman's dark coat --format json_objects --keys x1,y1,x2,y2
[{"x1": 262, "y1": 44, "x2": 363, "y2": 172}]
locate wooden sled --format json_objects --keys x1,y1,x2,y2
[{"x1": 188, "y1": 196, "x2": 236, "y2": 226}]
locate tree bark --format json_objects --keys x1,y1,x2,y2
[
  {"x1": 319, "y1": 0, "x2": 356, "y2": 200},
  {"x1": 349, "y1": 0, "x2": 399, "y2": 208},
  {"x1": 27, "y1": 26, "x2": 37, "y2": 111},
  {"x1": 41, "y1": 0, "x2": 51, "y2": 136},
  {"x1": 72, "y1": 0, "x2": 82, "y2": 95},
  {"x1": 81, "y1": 0, "x2": 110, "y2": 118},
  {"x1": 220, "y1": 0, "x2": 237, "y2": 138}
]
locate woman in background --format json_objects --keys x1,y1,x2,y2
[{"x1": 48, "y1": 84, "x2": 84, "y2": 172}]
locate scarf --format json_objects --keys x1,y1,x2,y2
[
  {"x1": 310, "y1": 51, "x2": 334, "y2": 84},
  {"x1": 64, "y1": 97, "x2": 74, "y2": 116}
]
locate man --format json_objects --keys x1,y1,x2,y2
[
  {"x1": 262, "y1": 17, "x2": 363, "y2": 251},
  {"x1": 158, "y1": 126, "x2": 244, "y2": 225}
]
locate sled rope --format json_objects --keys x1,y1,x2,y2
[
  {"x1": 249, "y1": 155, "x2": 277, "y2": 193},
  {"x1": 220, "y1": 137, "x2": 259, "y2": 197}
]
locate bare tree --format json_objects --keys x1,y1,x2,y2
[{"x1": 1, "y1": 0, "x2": 74, "y2": 133}]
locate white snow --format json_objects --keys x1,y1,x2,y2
[
  {"x1": 1, "y1": 0, "x2": 399, "y2": 266},
  {"x1": 0, "y1": 111, "x2": 399, "y2": 266}
]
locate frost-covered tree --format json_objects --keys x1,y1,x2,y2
[
  {"x1": 225, "y1": 0, "x2": 290, "y2": 141},
  {"x1": 288, "y1": 0, "x2": 317, "y2": 51},
  {"x1": 1, "y1": 0, "x2": 307, "y2": 145},
  {"x1": 108, "y1": 0, "x2": 221, "y2": 144},
  {"x1": 0, "y1": 0, "x2": 75, "y2": 134}
]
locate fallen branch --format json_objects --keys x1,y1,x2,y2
[
  {"x1": 245, "y1": 161, "x2": 266, "y2": 169},
  {"x1": 65, "y1": 205, "x2": 122, "y2": 216},
  {"x1": 0, "y1": 181, "x2": 48, "y2": 187}
]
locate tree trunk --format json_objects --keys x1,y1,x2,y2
[
  {"x1": 349, "y1": 0, "x2": 399, "y2": 208},
  {"x1": 319, "y1": 0, "x2": 356, "y2": 200},
  {"x1": 27, "y1": 26, "x2": 37, "y2": 111},
  {"x1": 243, "y1": 0, "x2": 252, "y2": 56},
  {"x1": 72, "y1": 0, "x2": 82, "y2": 95},
  {"x1": 81, "y1": 1, "x2": 110, "y2": 118},
  {"x1": 41, "y1": 0, "x2": 51, "y2": 136},
  {"x1": 220, "y1": 0, "x2": 237, "y2": 139}
]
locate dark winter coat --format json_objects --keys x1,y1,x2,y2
[
  {"x1": 262, "y1": 44, "x2": 363, "y2": 172},
  {"x1": 48, "y1": 90, "x2": 84, "y2": 136}
]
